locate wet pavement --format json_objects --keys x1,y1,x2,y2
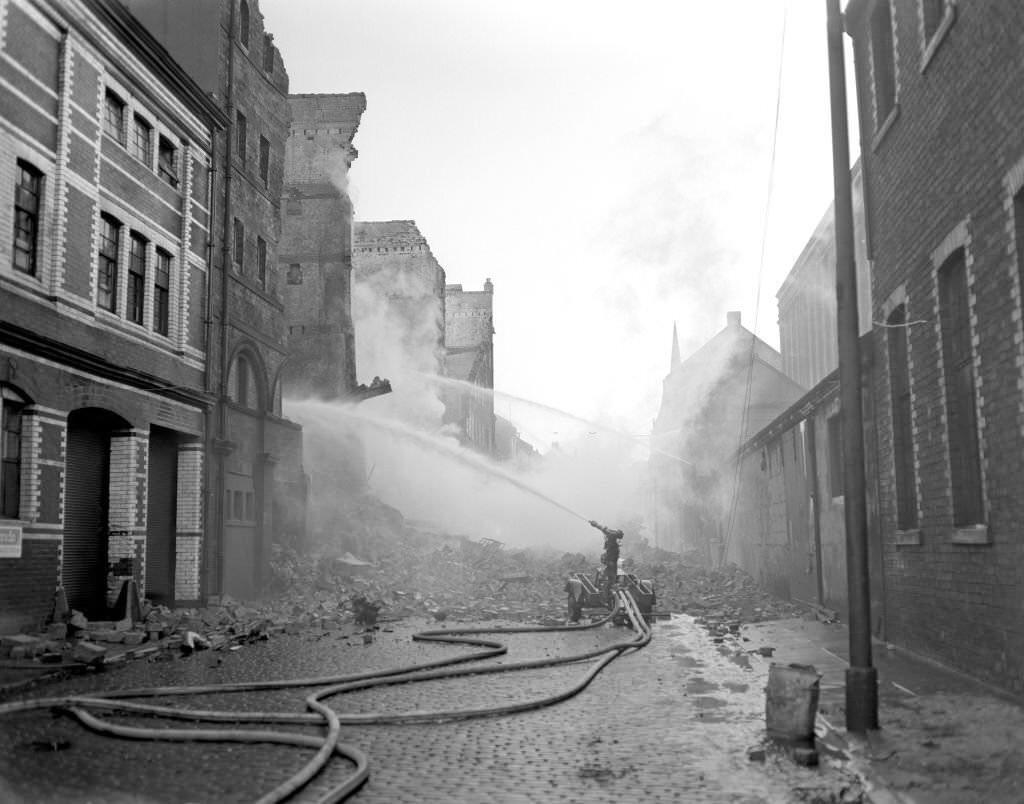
[
  {"x1": 0, "y1": 614, "x2": 863, "y2": 803},
  {"x1": 743, "y1": 618, "x2": 1024, "y2": 804}
]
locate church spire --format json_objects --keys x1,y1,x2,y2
[{"x1": 670, "y1": 322, "x2": 681, "y2": 370}]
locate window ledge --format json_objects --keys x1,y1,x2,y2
[
  {"x1": 921, "y1": 6, "x2": 957, "y2": 74},
  {"x1": 951, "y1": 524, "x2": 989, "y2": 545},
  {"x1": 871, "y1": 104, "x2": 900, "y2": 153},
  {"x1": 895, "y1": 529, "x2": 921, "y2": 546}
]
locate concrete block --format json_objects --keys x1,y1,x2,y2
[{"x1": 122, "y1": 631, "x2": 146, "y2": 646}]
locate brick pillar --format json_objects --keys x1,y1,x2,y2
[
  {"x1": 18, "y1": 410, "x2": 42, "y2": 524},
  {"x1": 174, "y1": 441, "x2": 204, "y2": 602},
  {"x1": 107, "y1": 429, "x2": 148, "y2": 605}
]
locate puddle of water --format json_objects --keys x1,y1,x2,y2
[
  {"x1": 687, "y1": 677, "x2": 720, "y2": 695},
  {"x1": 693, "y1": 696, "x2": 727, "y2": 709}
]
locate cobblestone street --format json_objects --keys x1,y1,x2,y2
[{"x1": 0, "y1": 615, "x2": 861, "y2": 803}]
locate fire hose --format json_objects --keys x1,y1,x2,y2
[{"x1": 0, "y1": 589, "x2": 652, "y2": 804}]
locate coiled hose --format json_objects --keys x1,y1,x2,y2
[{"x1": 0, "y1": 590, "x2": 652, "y2": 804}]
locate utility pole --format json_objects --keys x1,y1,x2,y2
[{"x1": 825, "y1": 0, "x2": 878, "y2": 733}]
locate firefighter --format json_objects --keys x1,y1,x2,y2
[{"x1": 589, "y1": 520, "x2": 623, "y2": 604}]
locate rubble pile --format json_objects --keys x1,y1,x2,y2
[
  {"x1": 626, "y1": 552, "x2": 811, "y2": 637},
  {"x1": 0, "y1": 495, "x2": 821, "y2": 686},
  {"x1": 267, "y1": 535, "x2": 575, "y2": 626}
]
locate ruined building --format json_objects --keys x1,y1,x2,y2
[
  {"x1": 280, "y1": 92, "x2": 368, "y2": 400},
  {"x1": 649, "y1": 313, "x2": 803, "y2": 560},
  {"x1": 352, "y1": 220, "x2": 446, "y2": 387},
  {"x1": 0, "y1": 0, "x2": 225, "y2": 629},
  {"x1": 444, "y1": 281, "x2": 496, "y2": 455},
  {"x1": 126, "y1": 0, "x2": 306, "y2": 600}
]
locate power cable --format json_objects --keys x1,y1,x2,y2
[{"x1": 723, "y1": 3, "x2": 788, "y2": 565}]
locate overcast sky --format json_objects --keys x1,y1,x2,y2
[{"x1": 262, "y1": 0, "x2": 857, "y2": 449}]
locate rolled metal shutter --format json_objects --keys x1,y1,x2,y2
[
  {"x1": 63, "y1": 422, "x2": 109, "y2": 618},
  {"x1": 145, "y1": 428, "x2": 178, "y2": 603}
]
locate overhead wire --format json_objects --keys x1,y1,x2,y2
[{"x1": 722, "y1": 3, "x2": 789, "y2": 566}]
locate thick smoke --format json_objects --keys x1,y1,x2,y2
[{"x1": 288, "y1": 252, "x2": 650, "y2": 555}]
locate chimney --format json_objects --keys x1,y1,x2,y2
[
  {"x1": 484, "y1": 278, "x2": 494, "y2": 293},
  {"x1": 727, "y1": 311, "x2": 741, "y2": 328}
]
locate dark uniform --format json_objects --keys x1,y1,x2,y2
[{"x1": 589, "y1": 520, "x2": 624, "y2": 604}]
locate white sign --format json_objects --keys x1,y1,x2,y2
[{"x1": 0, "y1": 525, "x2": 22, "y2": 558}]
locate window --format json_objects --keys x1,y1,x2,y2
[
  {"x1": 258, "y1": 135, "x2": 270, "y2": 186},
  {"x1": 256, "y1": 236, "x2": 267, "y2": 289},
  {"x1": 262, "y1": 34, "x2": 274, "y2": 73},
  {"x1": 827, "y1": 413, "x2": 844, "y2": 498},
  {"x1": 157, "y1": 136, "x2": 177, "y2": 186},
  {"x1": 229, "y1": 354, "x2": 260, "y2": 409},
  {"x1": 236, "y1": 111, "x2": 247, "y2": 161},
  {"x1": 287, "y1": 263, "x2": 302, "y2": 285},
  {"x1": 233, "y1": 218, "x2": 244, "y2": 271},
  {"x1": 130, "y1": 115, "x2": 152, "y2": 165},
  {"x1": 13, "y1": 161, "x2": 42, "y2": 276},
  {"x1": 97, "y1": 214, "x2": 120, "y2": 312},
  {"x1": 103, "y1": 90, "x2": 125, "y2": 144},
  {"x1": 127, "y1": 233, "x2": 147, "y2": 325},
  {"x1": 939, "y1": 249, "x2": 983, "y2": 526},
  {"x1": 1, "y1": 389, "x2": 24, "y2": 519},
  {"x1": 238, "y1": 0, "x2": 250, "y2": 48},
  {"x1": 887, "y1": 304, "x2": 917, "y2": 530},
  {"x1": 154, "y1": 248, "x2": 171, "y2": 336},
  {"x1": 870, "y1": 0, "x2": 897, "y2": 126}
]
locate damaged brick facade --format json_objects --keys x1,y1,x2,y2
[
  {"x1": 281, "y1": 92, "x2": 366, "y2": 400},
  {"x1": 444, "y1": 281, "x2": 496, "y2": 455},
  {"x1": 352, "y1": 220, "x2": 447, "y2": 382}
]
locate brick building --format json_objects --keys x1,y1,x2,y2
[
  {"x1": 725, "y1": 165, "x2": 882, "y2": 623},
  {"x1": 844, "y1": 0, "x2": 1024, "y2": 693},
  {"x1": 777, "y1": 163, "x2": 872, "y2": 389},
  {"x1": 352, "y1": 220, "x2": 446, "y2": 384},
  {"x1": 444, "y1": 280, "x2": 495, "y2": 454},
  {"x1": 280, "y1": 92, "x2": 367, "y2": 400},
  {"x1": 649, "y1": 314, "x2": 804, "y2": 559},
  {"x1": 125, "y1": 0, "x2": 307, "y2": 599},
  {"x1": 0, "y1": 0, "x2": 226, "y2": 630}
]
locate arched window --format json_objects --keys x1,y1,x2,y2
[
  {"x1": 1, "y1": 386, "x2": 28, "y2": 519},
  {"x1": 238, "y1": 0, "x2": 250, "y2": 48},
  {"x1": 228, "y1": 352, "x2": 262, "y2": 411}
]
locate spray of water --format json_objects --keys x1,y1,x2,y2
[
  {"x1": 413, "y1": 370, "x2": 693, "y2": 466},
  {"x1": 289, "y1": 398, "x2": 590, "y2": 525}
]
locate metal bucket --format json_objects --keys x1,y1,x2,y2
[{"x1": 765, "y1": 663, "x2": 821, "y2": 744}]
